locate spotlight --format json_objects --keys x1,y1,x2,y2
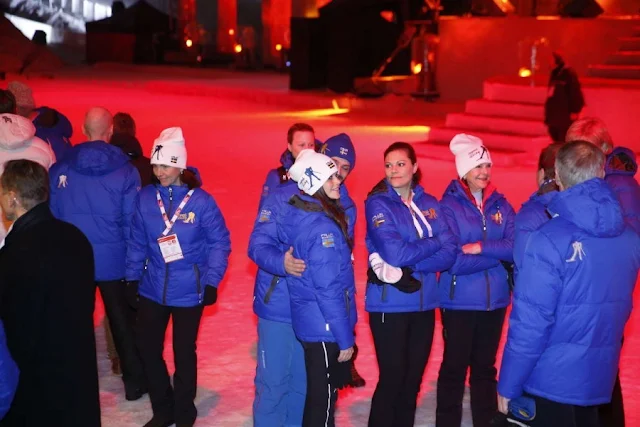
[
  {"x1": 286, "y1": 61, "x2": 291, "y2": 67},
  {"x1": 185, "y1": 39, "x2": 193, "y2": 48},
  {"x1": 229, "y1": 29, "x2": 235, "y2": 36},
  {"x1": 234, "y1": 44, "x2": 243, "y2": 53},
  {"x1": 518, "y1": 67, "x2": 532, "y2": 78},
  {"x1": 412, "y1": 63, "x2": 423, "y2": 74},
  {"x1": 275, "y1": 44, "x2": 283, "y2": 52}
]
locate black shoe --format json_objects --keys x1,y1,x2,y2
[
  {"x1": 125, "y1": 386, "x2": 148, "y2": 401},
  {"x1": 143, "y1": 416, "x2": 175, "y2": 427},
  {"x1": 176, "y1": 422, "x2": 194, "y2": 427}
]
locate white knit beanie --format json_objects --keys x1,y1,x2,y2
[
  {"x1": 150, "y1": 127, "x2": 187, "y2": 170},
  {"x1": 449, "y1": 133, "x2": 492, "y2": 178},
  {"x1": 288, "y1": 149, "x2": 337, "y2": 196}
]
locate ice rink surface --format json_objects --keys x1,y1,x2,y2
[{"x1": 25, "y1": 79, "x2": 640, "y2": 426}]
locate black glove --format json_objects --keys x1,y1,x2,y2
[
  {"x1": 203, "y1": 286, "x2": 218, "y2": 306},
  {"x1": 393, "y1": 268, "x2": 422, "y2": 293},
  {"x1": 125, "y1": 280, "x2": 139, "y2": 309}
]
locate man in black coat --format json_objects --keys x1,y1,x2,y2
[
  {"x1": 544, "y1": 52, "x2": 585, "y2": 143},
  {"x1": 0, "y1": 159, "x2": 101, "y2": 427}
]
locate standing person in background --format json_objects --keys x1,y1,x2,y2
[
  {"x1": 281, "y1": 149, "x2": 356, "y2": 426},
  {"x1": 126, "y1": 127, "x2": 231, "y2": 427},
  {"x1": 436, "y1": 134, "x2": 516, "y2": 427},
  {"x1": 498, "y1": 141, "x2": 640, "y2": 427},
  {"x1": 48, "y1": 106, "x2": 146, "y2": 401},
  {"x1": 111, "y1": 112, "x2": 153, "y2": 187},
  {"x1": 0, "y1": 160, "x2": 101, "y2": 427},
  {"x1": 513, "y1": 143, "x2": 562, "y2": 266},
  {"x1": 544, "y1": 52, "x2": 584, "y2": 143},
  {"x1": 365, "y1": 142, "x2": 456, "y2": 427},
  {"x1": 250, "y1": 123, "x2": 317, "y2": 427}
]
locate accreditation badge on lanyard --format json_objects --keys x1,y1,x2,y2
[{"x1": 156, "y1": 189, "x2": 194, "y2": 263}]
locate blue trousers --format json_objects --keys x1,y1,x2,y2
[{"x1": 253, "y1": 318, "x2": 306, "y2": 427}]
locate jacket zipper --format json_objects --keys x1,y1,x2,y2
[
  {"x1": 263, "y1": 276, "x2": 279, "y2": 303},
  {"x1": 482, "y1": 213, "x2": 491, "y2": 311},
  {"x1": 449, "y1": 274, "x2": 457, "y2": 300},
  {"x1": 193, "y1": 264, "x2": 202, "y2": 303},
  {"x1": 162, "y1": 187, "x2": 173, "y2": 305}
]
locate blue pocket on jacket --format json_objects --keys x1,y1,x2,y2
[{"x1": 508, "y1": 396, "x2": 536, "y2": 421}]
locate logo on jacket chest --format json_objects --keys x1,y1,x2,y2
[
  {"x1": 177, "y1": 212, "x2": 196, "y2": 224},
  {"x1": 422, "y1": 208, "x2": 437, "y2": 220},
  {"x1": 58, "y1": 175, "x2": 68, "y2": 188}
]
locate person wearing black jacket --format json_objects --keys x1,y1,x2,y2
[
  {"x1": 111, "y1": 112, "x2": 153, "y2": 187},
  {"x1": 544, "y1": 52, "x2": 585, "y2": 143}
]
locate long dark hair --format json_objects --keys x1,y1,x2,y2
[
  {"x1": 384, "y1": 142, "x2": 422, "y2": 186},
  {"x1": 312, "y1": 187, "x2": 353, "y2": 251},
  {"x1": 152, "y1": 168, "x2": 201, "y2": 190}
]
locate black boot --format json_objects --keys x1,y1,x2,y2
[
  {"x1": 143, "y1": 416, "x2": 175, "y2": 427},
  {"x1": 349, "y1": 344, "x2": 366, "y2": 388}
]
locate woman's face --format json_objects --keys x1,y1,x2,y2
[
  {"x1": 322, "y1": 173, "x2": 342, "y2": 200},
  {"x1": 153, "y1": 164, "x2": 182, "y2": 187},
  {"x1": 465, "y1": 163, "x2": 492, "y2": 192},
  {"x1": 384, "y1": 149, "x2": 417, "y2": 190}
]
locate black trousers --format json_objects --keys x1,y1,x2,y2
[
  {"x1": 547, "y1": 122, "x2": 572, "y2": 143},
  {"x1": 523, "y1": 394, "x2": 600, "y2": 427},
  {"x1": 97, "y1": 280, "x2": 145, "y2": 391},
  {"x1": 598, "y1": 372, "x2": 625, "y2": 427},
  {"x1": 137, "y1": 296, "x2": 204, "y2": 424},
  {"x1": 301, "y1": 341, "x2": 341, "y2": 427},
  {"x1": 368, "y1": 310, "x2": 435, "y2": 427},
  {"x1": 436, "y1": 308, "x2": 506, "y2": 427}
]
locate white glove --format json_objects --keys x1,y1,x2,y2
[{"x1": 369, "y1": 252, "x2": 403, "y2": 284}]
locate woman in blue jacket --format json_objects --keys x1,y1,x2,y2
[
  {"x1": 365, "y1": 142, "x2": 456, "y2": 427},
  {"x1": 279, "y1": 149, "x2": 356, "y2": 427},
  {"x1": 436, "y1": 134, "x2": 515, "y2": 427},
  {"x1": 125, "y1": 128, "x2": 231, "y2": 427}
]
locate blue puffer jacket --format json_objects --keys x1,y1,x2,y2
[
  {"x1": 277, "y1": 194, "x2": 356, "y2": 350},
  {"x1": 605, "y1": 147, "x2": 640, "y2": 234},
  {"x1": 498, "y1": 178, "x2": 640, "y2": 405},
  {"x1": 365, "y1": 180, "x2": 456, "y2": 313},
  {"x1": 439, "y1": 180, "x2": 515, "y2": 311},
  {"x1": 249, "y1": 179, "x2": 357, "y2": 323},
  {"x1": 514, "y1": 187, "x2": 557, "y2": 272},
  {"x1": 258, "y1": 149, "x2": 295, "y2": 211},
  {"x1": 0, "y1": 320, "x2": 18, "y2": 419},
  {"x1": 49, "y1": 141, "x2": 141, "y2": 281},
  {"x1": 33, "y1": 107, "x2": 73, "y2": 161},
  {"x1": 126, "y1": 181, "x2": 231, "y2": 307}
]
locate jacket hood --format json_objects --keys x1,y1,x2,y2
[
  {"x1": 0, "y1": 113, "x2": 36, "y2": 150},
  {"x1": 33, "y1": 107, "x2": 73, "y2": 138},
  {"x1": 280, "y1": 149, "x2": 294, "y2": 170},
  {"x1": 605, "y1": 147, "x2": 637, "y2": 177},
  {"x1": 66, "y1": 140, "x2": 130, "y2": 176},
  {"x1": 527, "y1": 188, "x2": 558, "y2": 208},
  {"x1": 548, "y1": 178, "x2": 624, "y2": 237},
  {"x1": 110, "y1": 132, "x2": 143, "y2": 158}
]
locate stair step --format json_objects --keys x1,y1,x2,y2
[
  {"x1": 588, "y1": 64, "x2": 640, "y2": 80},
  {"x1": 633, "y1": 27, "x2": 640, "y2": 37},
  {"x1": 465, "y1": 99, "x2": 544, "y2": 120},
  {"x1": 445, "y1": 113, "x2": 548, "y2": 137},
  {"x1": 426, "y1": 126, "x2": 551, "y2": 153},
  {"x1": 619, "y1": 37, "x2": 640, "y2": 51},
  {"x1": 413, "y1": 139, "x2": 538, "y2": 168},
  {"x1": 483, "y1": 80, "x2": 547, "y2": 104},
  {"x1": 606, "y1": 51, "x2": 640, "y2": 66}
]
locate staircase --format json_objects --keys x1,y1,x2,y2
[
  {"x1": 588, "y1": 27, "x2": 640, "y2": 80},
  {"x1": 414, "y1": 79, "x2": 552, "y2": 168}
]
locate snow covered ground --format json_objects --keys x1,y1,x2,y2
[{"x1": 24, "y1": 78, "x2": 640, "y2": 427}]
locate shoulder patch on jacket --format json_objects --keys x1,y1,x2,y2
[
  {"x1": 372, "y1": 213, "x2": 385, "y2": 228},
  {"x1": 321, "y1": 233, "x2": 335, "y2": 248},
  {"x1": 258, "y1": 209, "x2": 272, "y2": 222}
]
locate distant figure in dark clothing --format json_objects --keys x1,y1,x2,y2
[
  {"x1": 111, "y1": 112, "x2": 153, "y2": 187},
  {"x1": 544, "y1": 52, "x2": 585, "y2": 143}
]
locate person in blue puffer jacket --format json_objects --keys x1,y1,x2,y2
[
  {"x1": 365, "y1": 142, "x2": 456, "y2": 427},
  {"x1": 48, "y1": 106, "x2": 146, "y2": 401},
  {"x1": 605, "y1": 147, "x2": 640, "y2": 234},
  {"x1": 279, "y1": 149, "x2": 356, "y2": 426},
  {"x1": 250, "y1": 122, "x2": 316, "y2": 427},
  {"x1": 436, "y1": 134, "x2": 515, "y2": 427},
  {"x1": 33, "y1": 106, "x2": 73, "y2": 161},
  {"x1": 0, "y1": 319, "x2": 18, "y2": 420},
  {"x1": 513, "y1": 143, "x2": 562, "y2": 268},
  {"x1": 498, "y1": 141, "x2": 640, "y2": 427},
  {"x1": 250, "y1": 126, "x2": 360, "y2": 427},
  {"x1": 126, "y1": 127, "x2": 230, "y2": 427}
]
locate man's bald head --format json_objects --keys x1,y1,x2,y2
[{"x1": 83, "y1": 107, "x2": 113, "y2": 142}]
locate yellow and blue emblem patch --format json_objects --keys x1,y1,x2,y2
[
  {"x1": 372, "y1": 213, "x2": 385, "y2": 228},
  {"x1": 258, "y1": 209, "x2": 272, "y2": 223},
  {"x1": 321, "y1": 233, "x2": 335, "y2": 248}
]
